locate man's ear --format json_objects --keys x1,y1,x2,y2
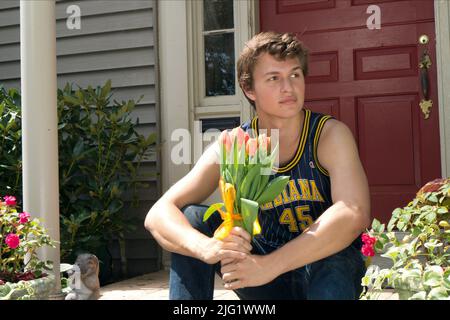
[{"x1": 243, "y1": 87, "x2": 256, "y2": 103}]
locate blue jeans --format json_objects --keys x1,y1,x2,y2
[{"x1": 169, "y1": 205, "x2": 366, "y2": 300}]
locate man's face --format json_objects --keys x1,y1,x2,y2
[{"x1": 244, "y1": 52, "x2": 305, "y2": 119}]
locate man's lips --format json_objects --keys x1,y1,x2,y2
[{"x1": 279, "y1": 97, "x2": 297, "y2": 104}]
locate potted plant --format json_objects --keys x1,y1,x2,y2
[
  {"x1": 0, "y1": 195, "x2": 57, "y2": 300},
  {"x1": 360, "y1": 178, "x2": 450, "y2": 300}
]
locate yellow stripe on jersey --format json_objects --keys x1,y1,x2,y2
[
  {"x1": 276, "y1": 109, "x2": 310, "y2": 173},
  {"x1": 250, "y1": 109, "x2": 311, "y2": 173},
  {"x1": 313, "y1": 115, "x2": 332, "y2": 176}
]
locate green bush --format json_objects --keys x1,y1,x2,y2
[
  {"x1": 361, "y1": 178, "x2": 450, "y2": 300},
  {"x1": 0, "y1": 81, "x2": 156, "y2": 266},
  {"x1": 0, "y1": 86, "x2": 22, "y2": 198}
]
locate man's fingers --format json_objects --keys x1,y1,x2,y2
[
  {"x1": 220, "y1": 258, "x2": 235, "y2": 266},
  {"x1": 223, "y1": 234, "x2": 252, "y2": 252},
  {"x1": 224, "y1": 279, "x2": 244, "y2": 290},
  {"x1": 229, "y1": 227, "x2": 251, "y2": 243},
  {"x1": 218, "y1": 249, "x2": 246, "y2": 261},
  {"x1": 222, "y1": 239, "x2": 252, "y2": 253},
  {"x1": 220, "y1": 262, "x2": 237, "y2": 274},
  {"x1": 222, "y1": 272, "x2": 239, "y2": 284}
]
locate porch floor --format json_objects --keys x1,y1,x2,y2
[{"x1": 99, "y1": 269, "x2": 399, "y2": 300}]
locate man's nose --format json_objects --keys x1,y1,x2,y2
[{"x1": 280, "y1": 77, "x2": 294, "y2": 93}]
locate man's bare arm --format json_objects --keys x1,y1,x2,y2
[
  {"x1": 221, "y1": 120, "x2": 371, "y2": 289},
  {"x1": 269, "y1": 119, "x2": 371, "y2": 273},
  {"x1": 144, "y1": 143, "x2": 251, "y2": 264}
]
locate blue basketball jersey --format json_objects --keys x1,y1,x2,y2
[{"x1": 240, "y1": 109, "x2": 362, "y2": 252}]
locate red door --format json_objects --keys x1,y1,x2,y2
[{"x1": 260, "y1": 0, "x2": 441, "y2": 223}]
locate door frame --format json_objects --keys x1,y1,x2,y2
[{"x1": 435, "y1": 0, "x2": 450, "y2": 178}]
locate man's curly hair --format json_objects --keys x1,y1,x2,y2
[{"x1": 237, "y1": 32, "x2": 309, "y2": 107}]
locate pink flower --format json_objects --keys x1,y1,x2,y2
[
  {"x1": 230, "y1": 127, "x2": 245, "y2": 148},
  {"x1": 244, "y1": 132, "x2": 250, "y2": 146},
  {"x1": 246, "y1": 138, "x2": 258, "y2": 157},
  {"x1": 361, "y1": 244, "x2": 375, "y2": 257},
  {"x1": 5, "y1": 233, "x2": 20, "y2": 249},
  {"x1": 362, "y1": 233, "x2": 377, "y2": 246},
  {"x1": 3, "y1": 196, "x2": 16, "y2": 206},
  {"x1": 361, "y1": 233, "x2": 377, "y2": 257},
  {"x1": 219, "y1": 130, "x2": 232, "y2": 153},
  {"x1": 258, "y1": 134, "x2": 271, "y2": 154},
  {"x1": 19, "y1": 212, "x2": 31, "y2": 224}
]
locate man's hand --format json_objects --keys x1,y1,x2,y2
[
  {"x1": 199, "y1": 227, "x2": 253, "y2": 265},
  {"x1": 220, "y1": 254, "x2": 278, "y2": 290}
]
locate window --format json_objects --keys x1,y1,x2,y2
[
  {"x1": 187, "y1": 0, "x2": 256, "y2": 122},
  {"x1": 203, "y1": 0, "x2": 235, "y2": 97}
]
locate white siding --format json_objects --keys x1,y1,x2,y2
[{"x1": 0, "y1": 0, "x2": 161, "y2": 278}]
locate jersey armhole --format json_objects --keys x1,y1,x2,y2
[{"x1": 313, "y1": 115, "x2": 333, "y2": 176}]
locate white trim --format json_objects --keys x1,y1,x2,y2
[
  {"x1": 435, "y1": 0, "x2": 450, "y2": 178},
  {"x1": 20, "y1": 0, "x2": 61, "y2": 295},
  {"x1": 158, "y1": 0, "x2": 191, "y2": 194}
]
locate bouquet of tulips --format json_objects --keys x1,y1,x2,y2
[{"x1": 203, "y1": 127, "x2": 290, "y2": 240}]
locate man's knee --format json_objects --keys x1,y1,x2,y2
[{"x1": 181, "y1": 204, "x2": 218, "y2": 236}]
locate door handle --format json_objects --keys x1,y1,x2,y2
[{"x1": 418, "y1": 44, "x2": 432, "y2": 119}]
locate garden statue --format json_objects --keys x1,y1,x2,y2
[{"x1": 65, "y1": 254, "x2": 100, "y2": 300}]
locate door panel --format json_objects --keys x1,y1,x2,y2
[{"x1": 260, "y1": 0, "x2": 441, "y2": 223}]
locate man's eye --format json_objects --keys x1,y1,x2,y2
[
  {"x1": 268, "y1": 76, "x2": 278, "y2": 81},
  {"x1": 291, "y1": 73, "x2": 300, "y2": 78}
]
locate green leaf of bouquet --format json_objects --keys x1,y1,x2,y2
[
  {"x1": 202, "y1": 203, "x2": 224, "y2": 222},
  {"x1": 269, "y1": 143, "x2": 279, "y2": 167},
  {"x1": 255, "y1": 175, "x2": 290, "y2": 205},
  {"x1": 224, "y1": 168, "x2": 233, "y2": 184},
  {"x1": 254, "y1": 171, "x2": 271, "y2": 200},
  {"x1": 240, "y1": 165, "x2": 261, "y2": 199},
  {"x1": 240, "y1": 198, "x2": 259, "y2": 236},
  {"x1": 249, "y1": 174, "x2": 261, "y2": 199},
  {"x1": 233, "y1": 136, "x2": 238, "y2": 180}
]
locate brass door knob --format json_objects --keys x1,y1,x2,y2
[{"x1": 419, "y1": 35, "x2": 429, "y2": 45}]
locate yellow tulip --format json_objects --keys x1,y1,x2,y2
[
  {"x1": 224, "y1": 182, "x2": 236, "y2": 216},
  {"x1": 253, "y1": 217, "x2": 261, "y2": 236},
  {"x1": 214, "y1": 181, "x2": 242, "y2": 240}
]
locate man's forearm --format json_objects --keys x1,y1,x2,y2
[
  {"x1": 268, "y1": 201, "x2": 369, "y2": 276},
  {"x1": 145, "y1": 201, "x2": 210, "y2": 259}
]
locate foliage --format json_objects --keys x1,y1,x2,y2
[
  {"x1": 0, "y1": 196, "x2": 55, "y2": 284},
  {"x1": 204, "y1": 127, "x2": 290, "y2": 240},
  {"x1": 57, "y1": 80, "x2": 156, "y2": 261},
  {"x1": 0, "y1": 86, "x2": 22, "y2": 198},
  {"x1": 361, "y1": 178, "x2": 450, "y2": 300},
  {"x1": 0, "y1": 81, "x2": 157, "y2": 265}
]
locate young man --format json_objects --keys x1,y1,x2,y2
[{"x1": 145, "y1": 32, "x2": 371, "y2": 300}]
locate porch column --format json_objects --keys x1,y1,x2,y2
[{"x1": 20, "y1": 0, "x2": 61, "y2": 295}]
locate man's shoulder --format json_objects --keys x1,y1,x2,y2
[
  {"x1": 320, "y1": 117, "x2": 347, "y2": 135},
  {"x1": 318, "y1": 118, "x2": 354, "y2": 149}
]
